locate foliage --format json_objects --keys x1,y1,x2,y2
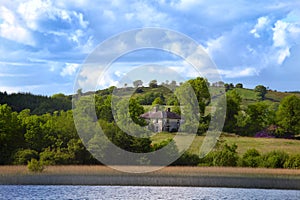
[
  {"x1": 236, "y1": 102, "x2": 275, "y2": 136},
  {"x1": 133, "y1": 80, "x2": 143, "y2": 87},
  {"x1": 13, "y1": 149, "x2": 39, "y2": 165},
  {"x1": 27, "y1": 158, "x2": 44, "y2": 173},
  {"x1": 235, "y1": 83, "x2": 243, "y2": 88},
  {"x1": 149, "y1": 80, "x2": 158, "y2": 88},
  {"x1": 172, "y1": 152, "x2": 200, "y2": 166},
  {"x1": 260, "y1": 150, "x2": 289, "y2": 168},
  {"x1": 174, "y1": 82, "x2": 200, "y2": 133},
  {"x1": 137, "y1": 92, "x2": 164, "y2": 105},
  {"x1": 1, "y1": 78, "x2": 300, "y2": 166},
  {"x1": 0, "y1": 92, "x2": 71, "y2": 115},
  {"x1": 239, "y1": 148, "x2": 261, "y2": 167},
  {"x1": 284, "y1": 154, "x2": 300, "y2": 169},
  {"x1": 223, "y1": 90, "x2": 241, "y2": 133},
  {"x1": 254, "y1": 85, "x2": 267, "y2": 100},
  {"x1": 212, "y1": 143, "x2": 239, "y2": 166},
  {"x1": 276, "y1": 95, "x2": 300, "y2": 135},
  {"x1": 152, "y1": 97, "x2": 164, "y2": 105},
  {"x1": 0, "y1": 104, "x2": 23, "y2": 164},
  {"x1": 187, "y1": 77, "x2": 210, "y2": 115}
]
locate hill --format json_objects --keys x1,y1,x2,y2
[
  {"x1": 1, "y1": 84, "x2": 299, "y2": 114},
  {"x1": 0, "y1": 92, "x2": 71, "y2": 115}
]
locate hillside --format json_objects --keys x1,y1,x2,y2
[
  {"x1": 1, "y1": 84, "x2": 299, "y2": 114},
  {"x1": 231, "y1": 87, "x2": 300, "y2": 107},
  {"x1": 0, "y1": 92, "x2": 72, "y2": 115}
]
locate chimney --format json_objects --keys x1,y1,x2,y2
[{"x1": 153, "y1": 105, "x2": 159, "y2": 112}]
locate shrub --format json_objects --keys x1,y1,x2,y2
[
  {"x1": 260, "y1": 150, "x2": 289, "y2": 168},
  {"x1": 13, "y1": 149, "x2": 39, "y2": 165},
  {"x1": 27, "y1": 158, "x2": 44, "y2": 173},
  {"x1": 212, "y1": 143, "x2": 239, "y2": 167},
  {"x1": 172, "y1": 152, "x2": 200, "y2": 166},
  {"x1": 39, "y1": 148, "x2": 56, "y2": 165},
  {"x1": 284, "y1": 154, "x2": 300, "y2": 169},
  {"x1": 239, "y1": 148, "x2": 261, "y2": 167},
  {"x1": 198, "y1": 152, "x2": 214, "y2": 166}
]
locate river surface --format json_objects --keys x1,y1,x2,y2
[{"x1": 0, "y1": 185, "x2": 299, "y2": 200}]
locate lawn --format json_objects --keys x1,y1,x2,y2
[{"x1": 151, "y1": 132, "x2": 300, "y2": 156}]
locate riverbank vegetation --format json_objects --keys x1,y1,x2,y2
[{"x1": 0, "y1": 77, "x2": 299, "y2": 170}]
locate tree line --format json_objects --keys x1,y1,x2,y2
[{"x1": 0, "y1": 77, "x2": 299, "y2": 167}]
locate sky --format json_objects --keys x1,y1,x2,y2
[{"x1": 0, "y1": 0, "x2": 300, "y2": 95}]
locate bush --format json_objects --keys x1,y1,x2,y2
[
  {"x1": 172, "y1": 152, "x2": 200, "y2": 166},
  {"x1": 13, "y1": 149, "x2": 39, "y2": 165},
  {"x1": 239, "y1": 148, "x2": 261, "y2": 167},
  {"x1": 39, "y1": 148, "x2": 56, "y2": 165},
  {"x1": 27, "y1": 158, "x2": 44, "y2": 173},
  {"x1": 212, "y1": 143, "x2": 239, "y2": 167},
  {"x1": 198, "y1": 152, "x2": 214, "y2": 166},
  {"x1": 260, "y1": 150, "x2": 289, "y2": 168},
  {"x1": 39, "y1": 148, "x2": 73, "y2": 165},
  {"x1": 284, "y1": 154, "x2": 300, "y2": 169}
]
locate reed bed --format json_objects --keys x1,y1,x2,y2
[
  {"x1": 1, "y1": 166, "x2": 299, "y2": 189},
  {"x1": 1, "y1": 165, "x2": 299, "y2": 177}
]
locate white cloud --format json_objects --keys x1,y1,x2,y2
[
  {"x1": 250, "y1": 16, "x2": 270, "y2": 38},
  {"x1": 17, "y1": 0, "x2": 89, "y2": 31},
  {"x1": 272, "y1": 20, "x2": 289, "y2": 47},
  {"x1": 114, "y1": 70, "x2": 125, "y2": 77},
  {"x1": 271, "y1": 18, "x2": 300, "y2": 64},
  {"x1": 219, "y1": 67, "x2": 258, "y2": 78},
  {"x1": 17, "y1": 0, "x2": 52, "y2": 31},
  {"x1": 73, "y1": 12, "x2": 89, "y2": 28},
  {"x1": 204, "y1": 36, "x2": 224, "y2": 57},
  {"x1": 125, "y1": 1, "x2": 170, "y2": 26},
  {"x1": 60, "y1": 63, "x2": 80, "y2": 76},
  {"x1": 0, "y1": 6, "x2": 34, "y2": 46}
]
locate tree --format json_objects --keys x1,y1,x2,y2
[
  {"x1": 223, "y1": 90, "x2": 241, "y2": 133},
  {"x1": 129, "y1": 98, "x2": 147, "y2": 126},
  {"x1": 152, "y1": 97, "x2": 163, "y2": 105},
  {"x1": 276, "y1": 95, "x2": 300, "y2": 135},
  {"x1": 236, "y1": 102, "x2": 275, "y2": 136},
  {"x1": 235, "y1": 83, "x2": 243, "y2": 88},
  {"x1": 254, "y1": 85, "x2": 267, "y2": 100},
  {"x1": 187, "y1": 77, "x2": 210, "y2": 115},
  {"x1": 149, "y1": 80, "x2": 158, "y2": 88},
  {"x1": 0, "y1": 104, "x2": 23, "y2": 164},
  {"x1": 133, "y1": 80, "x2": 143, "y2": 87},
  {"x1": 224, "y1": 83, "x2": 234, "y2": 91}
]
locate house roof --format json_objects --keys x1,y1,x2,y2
[{"x1": 140, "y1": 108, "x2": 181, "y2": 119}]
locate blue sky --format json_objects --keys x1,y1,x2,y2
[{"x1": 0, "y1": 0, "x2": 300, "y2": 95}]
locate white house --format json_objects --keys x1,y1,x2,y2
[{"x1": 140, "y1": 107, "x2": 181, "y2": 132}]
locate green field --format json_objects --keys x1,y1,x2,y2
[{"x1": 151, "y1": 132, "x2": 300, "y2": 156}]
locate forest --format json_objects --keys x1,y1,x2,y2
[{"x1": 0, "y1": 77, "x2": 300, "y2": 170}]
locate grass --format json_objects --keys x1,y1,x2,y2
[
  {"x1": 1, "y1": 165, "x2": 299, "y2": 178},
  {"x1": 150, "y1": 132, "x2": 300, "y2": 156},
  {"x1": 1, "y1": 165, "x2": 299, "y2": 189}
]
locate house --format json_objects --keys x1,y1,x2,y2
[{"x1": 140, "y1": 106, "x2": 181, "y2": 132}]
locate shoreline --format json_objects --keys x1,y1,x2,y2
[{"x1": 0, "y1": 166, "x2": 299, "y2": 190}]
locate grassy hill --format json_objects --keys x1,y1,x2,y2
[{"x1": 113, "y1": 85, "x2": 299, "y2": 107}]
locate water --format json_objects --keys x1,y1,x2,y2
[{"x1": 0, "y1": 185, "x2": 299, "y2": 200}]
